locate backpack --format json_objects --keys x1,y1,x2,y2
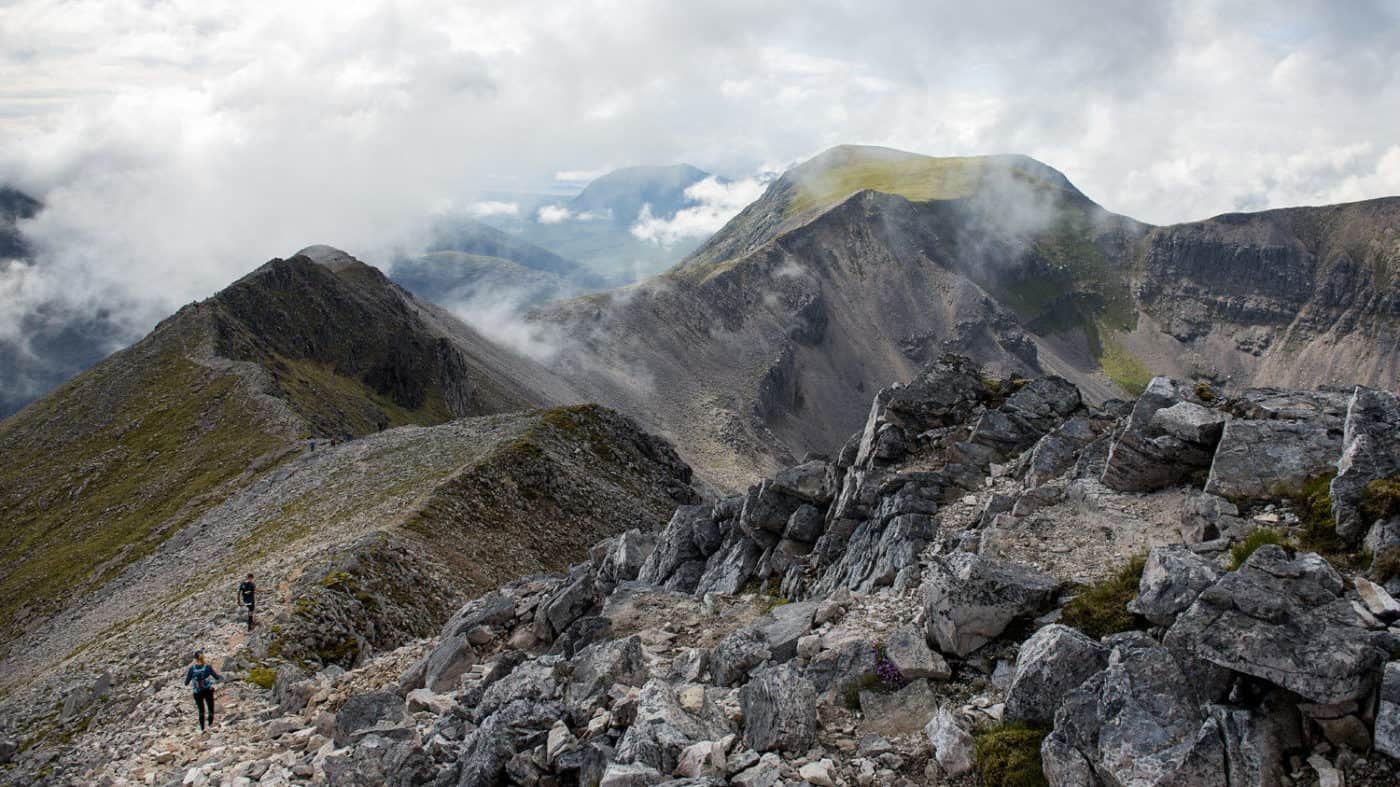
[{"x1": 192, "y1": 665, "x2": 213, "y2": 692}]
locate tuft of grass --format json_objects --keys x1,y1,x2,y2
[
  {"x1": 1060, "y1": 556, "x2": 1147, "y2": 639},
  {"x1": 1361, "y1": 477, "x2": 1400, "y2": 523},
  {"x1": 975, "y1": 722, "x2": 1050, "y2": 787},
  {"x1": 1229, "y1": 528, "x2": 1289, "y2": 570},
  {"x1": 1371, "y1": 547, "x2": 1400, "y2": 584},
  {"x1": 1289, "y1": 473, "x2": 1343, "y2": 555},
  {"x1": 246, "y1": 667, "x2": 277, "y2": 690},
  {"x1": 1193, "y1": 382, "x2": 1216, "y2": 402}
]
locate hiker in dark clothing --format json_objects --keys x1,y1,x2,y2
[
  {"x1": 238, "y1": 573, "x2": 256, "y2": 630},
  {"x1": 184, "y1": 651, "x2": 221, "y2": 731}
]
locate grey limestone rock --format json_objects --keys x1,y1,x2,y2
[
  {"x1": 1165, "y1": 545, "x2": 1386, "y2": 704},
  {"x1": 1129, "y1": 545, "x2": 1224, "y2": 627},
  {"x1": 1005, "y1": 624, "x2": 1107, "y2": 725},
  {"x1": 422, "y1": 633, "x2": 478, "y2": 693},
  {"x1": 921, "y1": 552, "x2": 1058, "y2": 657},
  {"x1": 884, "y1": 624, "x2": 950, "y2": 680},
  {"x1": 740, "y1": 664, "x2": 818, "y2": 753},
  {"x1": 1374, "y1": 661, "x2": 1400, "y2": 760},
  {"x1": 334, "y1": 691, "x2": 408, "y2": 747},
  {"x1": 924, "y1": 706, "x2": 974, "y2": 777},
  {"x1": 1150, "y1": 401, "x2": 1228, "y2": 445},
  {"x1": 1204, "y1": 419, "x2": 1342, "y2": 500},
  {"x1": 1042, "y1": 632, "x2": 1226, "y2": 787},
  {"x1": 1331, "y1": 387, "x2": 1400, "y2": 543},
  {"x1": 534, "y1": 566, "x2": 602, "y2": 643}
]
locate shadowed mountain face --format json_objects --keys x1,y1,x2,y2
[
  {"x1": 530, "y1": 145, "x2": 1399, "y2": 488},
  {"x1": 0, "y1": 248, "x2": 586, "y2": 650}
]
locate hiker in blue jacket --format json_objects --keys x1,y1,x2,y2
[{"x1": 184, "y1": 650, "x2": 222, "y2": 731}]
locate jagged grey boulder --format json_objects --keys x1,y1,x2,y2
[
  {"x1": 1024, "y1": 416, "x2": 1106, "y2": 487},
  {"x1": 1331, "y1": 387, "x2": 1400, "y2": 543},
  {"x1": 614, "y1": 680, "x2": 732, "y2": 773},
  {"x1": 1005, "y1": 624, "x2": 1107, "y2": 725},
  {"x1": 1150, "y1": 401, "x2": 1228, "y2": 445},
  {"x1": 859, "y1": 678, "x2": 939, "y2": 735},
  {"x1": 1180, "y1": 493, "x2": 1244, "y2": 543},
  {"x1": 741, "y1": 480, "x2": 804, "y2": 533},
  {"x1": 710, "y1": 628, "x2": 772, "y2": 688},
  {"x1": 769, "y1": 459, "x2": 834, "y2": 504},
  {"x1": 421, "y1": 633, "x2": 477, "y2": 693},
  {"x1": 1129, "y1": 545, "x2": 1224, "y2": 627},
  {"x1": 473, "y1": 657, "x2": 565, "y2": 722},
  {"x1": 804, "y1": 638, "x2": 877, "y2": 699},
  {"x1": 782, "y1": 504, "x2": 825, "y2": 543},
  {"x1": 1208, "y1": 703, "x2": 1294, "y2": 786},
  {"x1": 740, "y1": 664, "x2": 818, "y2": 753},
  {"x1": 751, "y1": 600, "x2": 818, "y2": 661},
  {"x1": 693, "y1": 537, "x2": 760, "y2": 595},
  {"x1": 968, "y1": 376, "x2": 1082, "y2": 456},
  {"x1": 884, "y1": 624, "x2": 949, "y2": 680},
  {"x1": 1204, "y1": 419, "x2": 1342, "y2": 500},
  {"x1": 334, "y1": 692, "x2": 408, "y2": 747},
  {"x1": 1042, "y1": 632, "x2": 1227, "y2": 787},
  {"x1": 568, "y1": 636, "x2": 646, "y2": 716},
  {"x1": 440, "y1": 589, "x2": 517, "y2": 641},
  {"x1": 1102, "y1": 377, "x2": 1216, "y2": 492},
  {"x1": 1375, "y1": 661, "x2": 1400, "y2": 760},
  {"x1": 457, "y1": 698, "x2": 568, "y2": 785},
  {"x1": 534, "y1": 566, "x2": 602, "y2": 643},
  {"x1": 921, "y1": 552, "x2": 1058, "y2": 657},
  {"x1": 638, "y1": 505, "x2": 715, "y2": 590},
  {"x1": 925, "y1": 706, "x2": 974, "y2": 777},
  {"x1": 599, "y1": 529, "x2": 658, "y2": 585},
  {"x1": 1165, "y1": 545, "x2": 1386, "y2": 704}
]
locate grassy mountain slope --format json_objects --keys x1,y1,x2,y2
[{"x1": 0, "y1": 248, "x2": 580, "y2": 654}]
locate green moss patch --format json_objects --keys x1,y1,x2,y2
[
  {"x1": 1060, "y1": 556, "x2": 1147, "y2": 639},
  {"x1": 975, "y1": 722, "x2": 1050, "y2": 787},
  {"x1": 1361, "y1": 477, "x2": 1400, "y2": 522},
  {"x1": 246, "y1": 667, "x2": 277, "y2": 690}
]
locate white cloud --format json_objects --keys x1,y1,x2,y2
[
  {"x1": 536, "y1": 204, "x2": 571, "y2": 224},
  {"x1": 0, "y1": 0, "x2": 1398, "y2": 388},
  {"x1": 631, "y1": 176, "x2": 769, "y2": 245},
  {"x1": 466, "y1": 200, "x2": 519, "y2": 218}
]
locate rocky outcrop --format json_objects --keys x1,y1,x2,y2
[
  {"x1": 1331, "y1": 387, "x2": 1400, "y2": 543},
  {"x1": 1101, "y1": 378, "x2": 1220, "y2": 492},
  {"x1": 13, "y1": 357, "x2": 1400, "y2": 787},
  {"x1": 921, "y1": 552, "x2": 1058, "y2": 657},
  {"x1": 1166, "y1": 545, "x2": 1386, "y2": 704}
]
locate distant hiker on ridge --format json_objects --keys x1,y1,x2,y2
[
  {"x1": 238, "y1": 573, "x2": 256, "y2": 630},
  {"x1": 184, "y1": 651, "x2": 222, "y2": 732}
]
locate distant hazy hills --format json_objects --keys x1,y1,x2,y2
[{"x1": 469, "y1": 163, "x2": 720, "y2": 282}]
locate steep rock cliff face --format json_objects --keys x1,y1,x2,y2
[{"x1": 1133, "y1": 199, "x2": 1400, "y2": 389}]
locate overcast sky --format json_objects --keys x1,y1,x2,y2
[{"x1": 2, "y1": 0, "x2": 1399, "y2": 342}]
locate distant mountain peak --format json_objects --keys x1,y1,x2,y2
[{"x1": 293, "y1": 243, "x2": 361, "y2": 272}]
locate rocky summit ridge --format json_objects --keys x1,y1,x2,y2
[
  {"x1": 8, "y1": 354, "x2": 1399, "y2": 786},
  {"x1": 531, "y1": 145, "x2": 1400, "y2": 489}
]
